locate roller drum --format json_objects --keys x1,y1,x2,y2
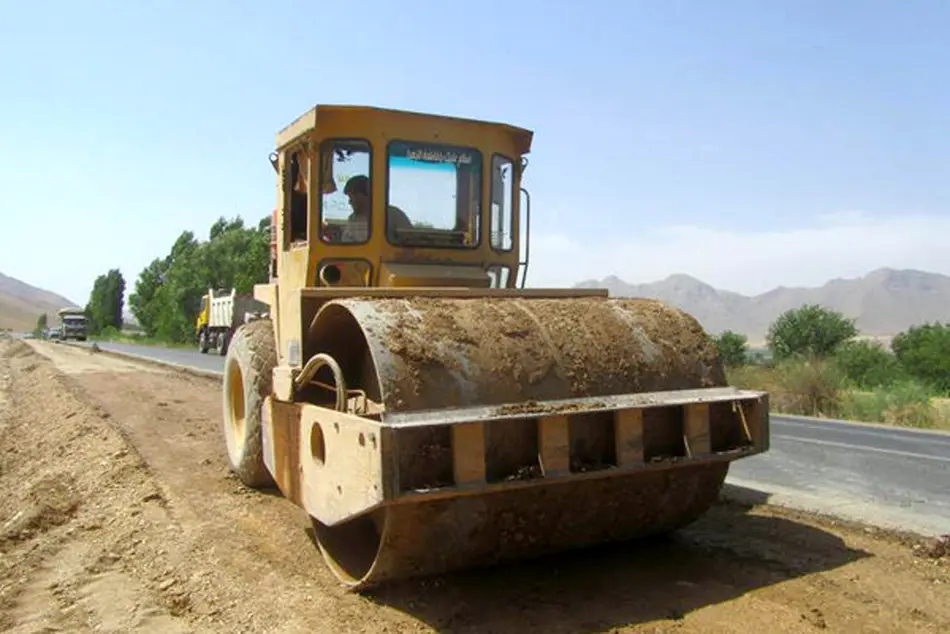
[
  {"x1": 309, "y1": 296, "x2": 727, "y2": 413},
  {"x1": 313, "y1": 462, "x2": 728, "y2": 587},
  {"x1": 306, "y1": 296, "x2": 734, "y2": 589}
]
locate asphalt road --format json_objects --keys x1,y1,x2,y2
[{"x1": 63, "y1": 339, "x2": 950, "y2": 537}]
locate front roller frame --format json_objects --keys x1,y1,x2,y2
[
  {"x1": 261, "y1": 398, "x2": 388, "y2": 525},
  {"x1": 260, "y1": 385, "x2": 770, "y2": 588}
]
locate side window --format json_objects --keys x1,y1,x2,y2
[
  {"x1": 320, "y1": 139, "x2": 372, "y2": 244},
  {"x1": 287, "y1": 148, "x2": 310, "y2": 244},
  {"x1": 490, "y1": 155, "x2": 514, "y2": 251}
]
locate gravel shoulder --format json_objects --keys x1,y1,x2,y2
[{"x1": 1, "y1": 337, "x2": 947, "y2": 633}]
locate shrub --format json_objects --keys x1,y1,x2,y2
[
  {"x1": 728, "y1": 357, "x2": 846, "y2": 417},
  {"x1": 891, "y1": 323, "x2": 950, "y2": 394},
  {"x1": 727, "y1": 354, "x2": 945, "y2": 429},
  {"x1": 841, "y1": 380, "x2": 938, "y2": 428},
  {"x1": 712, "y1": 330, "x2": 749, "y2": 368},
  {"x1": 774, "y1": 356, "x2": 847, "y2": 417},
  {"x1": 833, "y1": 339, "x2": 906, "y2": 389}
]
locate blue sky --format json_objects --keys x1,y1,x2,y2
[{"x1": 1, "y1": 0, "x2": 949, "y2": 307}]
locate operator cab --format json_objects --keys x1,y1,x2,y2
[{"x1": 270, "y1": 105, "x2": 531, "y2": 291}]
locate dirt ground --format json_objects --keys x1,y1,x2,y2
[{"x1": 0, "y1": 337, "x2": 948, "y2": 633}]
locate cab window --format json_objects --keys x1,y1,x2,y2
[
  {"x1": 287, "y1": 148, "x2": 309, "y2": 244},
  {"x1": 386, "y1": 140, "x2": 482, "y2": 248},
  {"x1": 490, "y1": 154, "x2": 514, "y2": 251},
  {"x1": 319, "y1": 139, "x2": 372, "y2": 244}
]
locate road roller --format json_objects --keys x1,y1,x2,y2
[{"x1": 221, "y1": 104, "x2": 771, "y2": 590}]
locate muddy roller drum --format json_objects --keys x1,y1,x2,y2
[{"x1": 277, "y1": 295, "x2": 767, "y2": 589}]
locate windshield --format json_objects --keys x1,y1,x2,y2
[
  {"x1": 386, "y1": 140, "x2": 482, "y2": 248},
  {"x1": 63, "y1": 316, "x2": 85, "y2": 324}
]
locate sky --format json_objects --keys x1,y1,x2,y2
[{"x1": 1, "y1": 0, "x2": 949, "y2": 307}]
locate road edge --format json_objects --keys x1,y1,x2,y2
[
  {"x1": 775, "y1": 412, "x2": 950, "y2": 438},
  {"x1": 60, "y1": 341, "x2": 223, "y2": 382},
  {"x1": 722, "y1": 477, "x2": 943, "y2": 539}
]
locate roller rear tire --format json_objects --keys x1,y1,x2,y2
[{"x1": 222, "y1": 319, "x2": 277, "y2": 489}]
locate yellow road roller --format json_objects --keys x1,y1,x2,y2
[{"x1": 221, "y1": 104, "x2": 771, "y2": 590}]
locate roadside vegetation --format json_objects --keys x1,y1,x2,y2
[
  {"x1": 78, "y1": 214, "x2": 271, "y2": 347},
  {"x1": 715, "y1": 307, "x2": 950, "y2": 430}
]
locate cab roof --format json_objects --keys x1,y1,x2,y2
[{"x1": 276, "y1": 104, "x2": 534, "y2": 156}]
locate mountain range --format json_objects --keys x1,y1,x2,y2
[
  {"x1": 0, "y1": 272, "x2": 79, "y2": 332},
  {"x1": 575, "y1": 267, "x2": 950, "y2": 346},
  {"x1": 3, "y1": 267, "x2": 948, "y2": 344}
]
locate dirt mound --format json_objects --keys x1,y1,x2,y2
[
  {"x1": 0, "y1": 339, "x2": 185, "y2": 632},
  {"x1": 0, "y1": 340, "x2": 33, "y2": 359},
  {"x1": 1, "y1": 473, "x2": 80, "y2": 545},
  {"x1": 915, "y1": 534, "x2": 950, "y2": 560}
]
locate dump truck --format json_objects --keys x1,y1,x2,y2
[
  {"x1": 221, "y1": 104, "x2": 771, "y2": 590},
  {"x1": 57, "y1": 308, "x2": 87, "y2": 341},
  {"x1": 195, "y1": 288, "x2": 268, "y2": 355}
]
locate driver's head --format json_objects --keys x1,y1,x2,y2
[{"x1": 343, "y1": 175, "x2": 370, "y2": 216}]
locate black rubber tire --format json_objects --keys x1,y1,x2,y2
[
  {"x1": 218, "y1": 330, "x2": 230, "y2": 356},
  {"x1": 222, "y1": 318, "x2": 277, "y2": 489}
]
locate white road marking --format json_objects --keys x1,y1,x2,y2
[{"x1": 778, "y1": 434, "x2": 950, "y2": 464}]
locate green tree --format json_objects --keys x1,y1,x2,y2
[
  {"x1": 890, "y1": 322, "x2": 950, "y2": 394},
  {"x1": 713, "y1": 330, "x2": 749, "y2": 367},
  {"x1": 766, "y1": 304, "x2": 858, "y2": 361},
  {"x1": 834, "y1": 339, "x2": 905, "y2": 389},
  {"x1": 85, "y1": 269, "x2": 126, "y2": 335},
  {"x1": 127, "y1": 215, "x2": 271, "y2": 343},
  {"x1": 127, "y1": 257, "x2": 171, "y2": 337},
  {"x1": 32, "y1": 313, "x2": 48, "y2": 337}
]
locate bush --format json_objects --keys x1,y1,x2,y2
[
  {"x1": 774, "y1": 356, "x2": 847, "y2": 417},
  {"x1": 712, "y1": 330, "x2": 749, "y2": 367},
  {"x1": 727, "y1": 350, "x2": 946, "y2": 429},
  {"x1": 841, "y1": 380, "x2": 938, "y2": 428},
  {"x1": 728, "y1": 357, "x2": 846, "y2": 417},
  {"x1": 32, "y1": 313, "x2": 48, "y2": 337},
  {"x1": 833, "y1": 339, "x2": 906, "y2": 389},
  {"x1": 97, "y1": 325, "x2": 121, "y2": 339},
  {"x1": 891, "y1": 323, "x2": 950, "y2": 394}
]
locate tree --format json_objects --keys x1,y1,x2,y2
[
  {"x1": 85, "y1": 269, "x2": 126, "y2": 335},
  {"x1": 766, "y1": 304, "x2": 857, "y2": 361},
  {"x1": 713, "y1": 330, "x2": 749, "y2": 367},
  {"x1": 32, "y1": 313, "x2": 48, "y2": 337},
  {"x1": 128, "y1": 257, "x2": 171, "y2": 337},
  {"x1": 126, "y1": 215, "x2": 271, "y2": 343},
  {"x1": 890, "y1": 322, "x2": 950, "y2": 394},
  {"x1": 833, "y1": 339, "x2": 905, "y2": 389}
]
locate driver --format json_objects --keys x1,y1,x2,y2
[{"x1": 340, "y1": 175, "x2": 412, "y2": 242}]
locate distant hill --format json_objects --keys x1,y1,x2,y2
[
  {"x1": 574, "y1": 268, "x2": 950, "y2": 346},
  {"x1": 0, "y1": 272, "x2": 79, "y2": 332}
]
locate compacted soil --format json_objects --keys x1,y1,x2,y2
[{"x1": 0, "y1": 337, "x2": 947, "y2": 633}]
